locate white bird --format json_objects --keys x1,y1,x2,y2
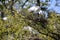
[
  {"x1": 23, "y1": 26, "x2": 32, "y2": 32},
  {"x1": 28, "y1": 6, "x2": 40, "y2": 12},
  {"x1": 23, "y1": 26, "x2": 40, "y2": 34},
  {"x1": 3, "y1": 17, "x2": 7, "y2": 20}
]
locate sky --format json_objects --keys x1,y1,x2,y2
[{"x1": 47, "y1": 0, "x2": 60, "y2": 13}]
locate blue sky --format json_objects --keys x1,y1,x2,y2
[{"x1": 47, "y1": 0, "x2": 60, "y2": 13}]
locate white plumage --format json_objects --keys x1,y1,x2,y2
[
  {"x1": 23, "y1": 26, "x2": 39, "y2": 34},
  {"x1": 23, "y1": 26, "x2": 32, "y2": 32},
  {"x1": 28, "y1": 6, "x2": 40, "y2": 12},
  {"x1": 3, "y1": 17, "x2": 7, "y2": 20}
]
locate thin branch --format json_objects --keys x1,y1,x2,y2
[{"x1": 22, "y1": 0, "x2": 28, "y2": 8}]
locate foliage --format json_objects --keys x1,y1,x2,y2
[{"x1": 0, "y1": 0, "x2": 60, "y2": 40}]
